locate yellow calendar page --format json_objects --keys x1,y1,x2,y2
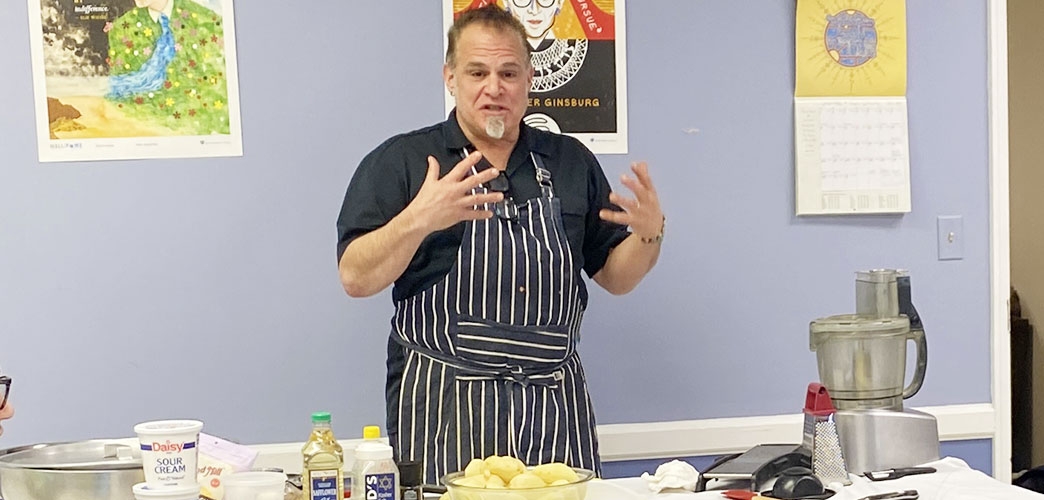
[{"x1": 795, "y1": 0, "x2": 907, "y2": 97}]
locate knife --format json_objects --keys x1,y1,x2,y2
[
  {"x1": 864, "y1": 467, "x2": 936, "y2": 481},
  {"x1": 857, "y1": 490, "x2": 919, "y2": 500}
]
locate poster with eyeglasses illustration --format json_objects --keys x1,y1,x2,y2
[
  {"x1": 444, "y1": 0, "x2": 628, "y2": 154},
  {"x1": 25, "y1": 0, "x2": 243, "y2": 162}
]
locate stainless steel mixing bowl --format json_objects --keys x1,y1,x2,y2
[{"x1": 0, "y1": 439, "x2": 145, "y2": 500}]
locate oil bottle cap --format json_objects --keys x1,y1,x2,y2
[
  {"x1": 311, "y1": 412, "x2": 331, "y2": 423},
  {"x1": 363, "y1": 425, "x2": 381, "y2": 439}
]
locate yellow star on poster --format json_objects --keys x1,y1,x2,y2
[{"x1": 795, "y1": 0, "x2": 906, "y2": 96}]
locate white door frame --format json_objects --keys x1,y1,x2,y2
[{"x1": 988, "y1": 0, "x2": 1012, "y2": 483}]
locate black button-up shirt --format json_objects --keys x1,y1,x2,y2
[{"x1": 336, "y1": 111, "x2": 629, "y2": 302}]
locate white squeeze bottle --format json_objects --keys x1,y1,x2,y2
[
  {"x1": 302, "y1": 412, "x2": 345, "y2": 500},
  {"x1": 351, "y1": 426, "x2": 400, "y2": 500}
]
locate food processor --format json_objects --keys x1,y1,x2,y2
[{"x1": 809, "y1": 269, "x2": 940, "y2": 473}]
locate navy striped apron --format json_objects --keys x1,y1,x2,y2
[{"x1": 389, "y1": 152, "x2": 599, "y2": 484}]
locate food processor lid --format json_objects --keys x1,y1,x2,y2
[
  {"x1": 856, "y1": 269, "x2": 903, "y2": 283},
  {"x1": 809, "y1": 314, "x2": 911, "y2": 350},
  {"x1": 0, "y1": 440, "x2": 142, "y2": 470}
]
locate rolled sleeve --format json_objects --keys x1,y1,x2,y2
[
  {"x1": 577, "y1": 145, "x2": 629, "y2": 278},
  {"x1": 336, "y1": 139, "x2": 410, "y2": 262}
]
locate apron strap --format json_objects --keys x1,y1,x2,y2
[
  {"x1": 532, "y1": 152, "x2": 555, "y2": 199},
  {"x1": 460, "y1": 147, "x2": 556, "y2": 199},
  {"x1": 391, "y1": 333, "x2": 571, "y2": 388}
]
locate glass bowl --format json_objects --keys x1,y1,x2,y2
[{"x1": 442, "y1": 467, "x2": 596, "y2": 500}]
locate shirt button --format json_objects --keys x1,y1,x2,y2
[{"x1": 519, "y1": 287, "x2": 526, "y2": 293}]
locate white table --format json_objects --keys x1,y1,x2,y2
[{"x1": 600, "y1": 457, "x2": 1044, "y2": 500}]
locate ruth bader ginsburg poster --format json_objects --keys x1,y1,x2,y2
[{"x1": 443, "y1": 0, "x2": 628, "y2": 154}]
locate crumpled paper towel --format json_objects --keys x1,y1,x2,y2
[{"x1": 640, "y1": 459, "x2": 701, "y2": 493}]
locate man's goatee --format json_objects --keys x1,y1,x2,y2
[{"x1": 485, "y1": 116, "x2": 505, "y2": 139}]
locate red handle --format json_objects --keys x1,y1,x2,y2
[
  {"x1": 804, "y1": 382, "x2": 836, "y2": 416},
  {"x1": 723, "y1": 490, "x2": 757, "y2": 500}
]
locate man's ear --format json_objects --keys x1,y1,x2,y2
[{"x1": 443, "y1": 64, "x2": 456, "y2": 96}]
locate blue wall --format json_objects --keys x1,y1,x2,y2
[{"x1": 0, "y1": 0, "x2": 992, "y2": 467}]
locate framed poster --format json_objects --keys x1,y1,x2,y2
[
  {"x1": 444, "y1": 0, "x2": 628, "y2": 154},
  {"x1": 26, "y1": 0, "x2": 243, "y2": 162}
]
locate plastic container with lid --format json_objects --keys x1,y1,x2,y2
[
  {"x1": 132, "y1": 482, "x2": 201, "y2": 500},
  {"x1": 350, "y1": 426, "x2": 399, "y2": 500},
  {"x1": 223, "y1": 470, "x2": 286, "y2": 500}
]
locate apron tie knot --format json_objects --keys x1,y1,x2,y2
[{"x1": 506, "y1": 365, "x2": 566, "y2": 388}]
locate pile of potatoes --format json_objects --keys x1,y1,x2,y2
[{"x1": 441, "y1": 455, "x2": 585, "y2": 500}]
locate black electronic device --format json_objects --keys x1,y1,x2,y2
[{"x1": 696, "y1": 443, "x2": 812, "y2": 492}]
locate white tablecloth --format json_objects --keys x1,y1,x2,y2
[{"x1": 598, "y1": 457, "x2": 1044, "y2": 500}]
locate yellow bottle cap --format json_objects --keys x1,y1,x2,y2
[{"x1": 363, "y1": 425, "x2": 381, "y2": 440}]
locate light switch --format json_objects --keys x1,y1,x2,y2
[{"x1": 937, "y1": 215, "x2": 963, "y2": 261}]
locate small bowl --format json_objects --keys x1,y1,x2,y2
[{"x1": 442, "y1": 467, "x2": 596, "y2": 500}]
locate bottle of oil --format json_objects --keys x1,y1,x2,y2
[{"x1": 302, "y1": 412, "x2": 345, "y2": 500}]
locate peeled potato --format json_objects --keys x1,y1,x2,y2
[
  {"x1": 530, "y1": 463, "x2": 579, "y2": 484},
  {"x1": 485, "y1": 455, "x2": 526, "y2": 483},
  {"x1": 449, "y1": 455, "x2": 584, "y2": 499},
  {"x1": 507, "y1": 472, "x2": 546, "y2": 489},
  {"x1": 464, "y1": 458, "x2": 488, "y2": 478},
  {"x1": 484, "y1": 474, "x2": 506, "y2": 488}
]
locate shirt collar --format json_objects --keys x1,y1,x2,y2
[
  {"x1": 441, "y1": 109, "x2": 471, "y2": 151},
  {"x1": 146, "y1": 0, "x2": 176, "y2": 23}
]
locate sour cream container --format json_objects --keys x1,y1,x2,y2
[{"x1": 134, "y1": 419, "x2": 204, "y2": 486}]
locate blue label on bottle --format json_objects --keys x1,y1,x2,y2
[
  {"x1": 309, "y1": 469, "x2": 339, "y2": 500},
  {"x1": 364, "y1": 472, "x2": 395, "y2": 500}
]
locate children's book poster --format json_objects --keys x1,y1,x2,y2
[
  {"x1": 443, "y1": 0, "x2": 628, "y2": 154},
  {"x1": 26, "y1": 0, "x2": 243, "y2": 162}
]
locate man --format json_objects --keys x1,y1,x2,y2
[{"x1": 336, "y1": 5, "x2": 663, "y2": 483}]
